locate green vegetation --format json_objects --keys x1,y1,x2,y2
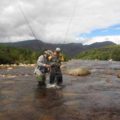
[
  {"x1": 0, "y1": 45, "x2": 41, "y2": 64},
  {"x1": 0, "y1": 45, "x2": 69, "y2": 64},
  {"x1": 76, "y1": 45, "x2": 120, "y2": 61}
]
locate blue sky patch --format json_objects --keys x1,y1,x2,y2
[{"x1": 79, "y1": 24, "x2": 120, "y2": 39}]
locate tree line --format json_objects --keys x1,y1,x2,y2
[
  {"x1": 0, "y1": 45, "x2": 41, "y2": 64},
  {"x1": 76, "y1": 45, "x2": 120, "y2": 61},
  {"x1": 0, "y1": 45, "x2": 69, "y2": 64}
]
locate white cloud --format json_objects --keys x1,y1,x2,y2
[
  {"x1": 0, "y1": 0, "x2": 120, "y2": 43},
  {"x1": 83, "y1": 36, "x2": 120, "y2": 45}
]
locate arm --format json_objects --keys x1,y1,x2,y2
[
  {"x1": 37, "y1": 55, "x2": 46, "y2": 66},
  {"x1": 37, "y1": 55, "x2": 50, "y2": 68}
]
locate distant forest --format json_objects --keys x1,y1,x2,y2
[
  {"x1": 0, "y1": 45, "x2": 120, "y2": 64},
  {"x1": 76, "y1": 45, "x2": 120, "y2": 61},
  {"x1": 0, "y1": 45, "x2": 41, "y2": 64},
  {"x1": 0, "y1": 45, "x2": 68, "y2": 64}
]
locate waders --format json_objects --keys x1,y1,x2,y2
[{"x1": 49, "y1": 64, "x2": 63, "y2": 85}]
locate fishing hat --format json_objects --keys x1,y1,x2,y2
[{"x1": 44, "y1": 50, "x2": 53, "y2": 56}]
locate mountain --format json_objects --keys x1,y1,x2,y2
[
  {"x1": 0, "y1": 40, "x2": 115, "y2": 57},
  {"x1": 85, "y1": 41, "x2": 115, "y2": 49}
]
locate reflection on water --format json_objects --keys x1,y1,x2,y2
[
  {"x1": 33, "y1": 86, "x2": 65, "y2": 120},
  {"x1": 34, "y1": 86, "x2": 64, "y2": 108},
  {"x1": 34, "y1": 87, "x2": 47, "y2": 99}
]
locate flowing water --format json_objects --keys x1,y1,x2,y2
[{"x1": 0, "y1": 60, "x2": 120, "y2": 120}]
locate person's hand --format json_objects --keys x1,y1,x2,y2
[
  {"x1": 45, "y1": 64, "x2": 50, "y2": 68},
  {"x1": 51, "y1": 63, "x2": 55, "y2": 66}
]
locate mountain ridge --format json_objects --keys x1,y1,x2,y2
[{"x1": 0, "y1": 40, "x2": 115, "y2": 57}]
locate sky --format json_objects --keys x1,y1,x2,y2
[{"x1": 0, "y1": 0, "x2": 120, "y2": 44}]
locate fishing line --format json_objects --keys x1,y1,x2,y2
[
  {"x1": 16, "y1": 0, "x2": 38, "y2": 40},
  {"x1": 64, "y1": 0, "x2": 78, "y2": 44}
]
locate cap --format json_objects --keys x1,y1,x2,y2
[{"x1": 55, "y1": 47, "x2": 61, "y2": 52}]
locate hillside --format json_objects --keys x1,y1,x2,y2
[{"x1": 76, "y1": 45, "x2": 120, "y2": 61}]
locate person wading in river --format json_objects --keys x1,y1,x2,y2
[
  {"x1": 48, "y1": 48, "x2": 64, "y2": 87},
  {"x1": 34, "y1": 50, "x2": 53, "y2": 87}
]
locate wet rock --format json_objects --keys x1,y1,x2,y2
[
  {"x1": 0, "y1": 74, "x2": 16, "y2": 78},
  {"x1": 0, "y1": 64, "x2": 15, "y2": 69},
  {"x1": 19, "y1": 63, "x2": 35, "y2": 67},
  {"x1": 66, "y1": 68, "x2": 91, "y2": 76},
  {"x1": 7, "y1": 67, "x2": 14, "y2": 70},
  {"x1": 117, "y1": 74, "x2": 120, "y2": 78}
]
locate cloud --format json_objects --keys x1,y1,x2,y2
[
  {"x1": 83, "y1": 36, "x2": 120, "y2": 45},
  {"x1": 0, "y1": 0, "x2": 120, "y2": 43}
]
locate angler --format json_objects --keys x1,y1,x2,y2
[
  {"x1": 34, "y1": 50, "x2": 53, "y2": 87},
  {"x1": 48, "y1": 47, "x2": 64, "y2": 87}
]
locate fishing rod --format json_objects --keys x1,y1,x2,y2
[
  {"x1": 16, "y1": 0, "x2": 38, "y2": 40},
  {"x1": 17, "y1": 0, "x2": 77, "y2": 44},
  {"x1": 64, "y1": 0, "x2": 78, "y2": 44}
]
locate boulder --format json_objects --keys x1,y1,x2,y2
[
  {"x1": 66, "y1": 68, "x2": 91, "y2": 76},
  {"x1": 117, "y1": 74, "x2": 120, "y2": 78}
]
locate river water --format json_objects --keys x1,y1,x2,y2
[{"x1": 0, "y1": 60, "x2": 120, "y2": 120}]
